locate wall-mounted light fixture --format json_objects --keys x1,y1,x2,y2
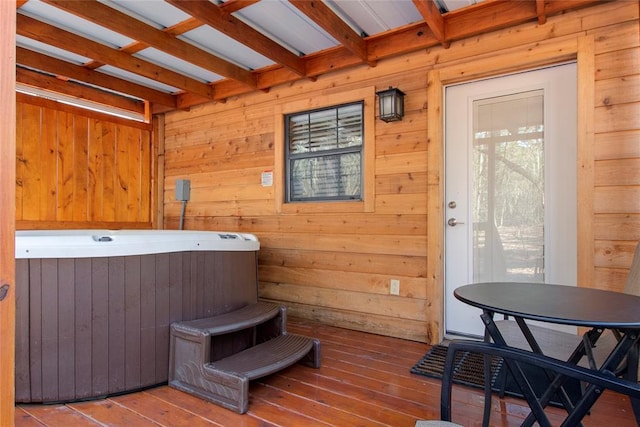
[{"x1": 376, "y1": 87, "x2": 405, "y2": 122}]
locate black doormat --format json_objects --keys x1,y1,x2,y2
[{"x1": 411, "y1": 344, "x2": 583, "y2": 408}]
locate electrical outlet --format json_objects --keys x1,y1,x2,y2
[{"x1": 390, "y1": 279, "x2": 400, "y2": 295}]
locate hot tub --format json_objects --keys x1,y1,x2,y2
[{"x1": 15, "y1": 229, "x2": 260, "y2": 403}]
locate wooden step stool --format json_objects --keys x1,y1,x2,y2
[{"x1": 168, "y1": 302, "x2": 320, "y2": 413}]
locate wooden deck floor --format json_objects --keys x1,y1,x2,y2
[{"x1": 15, "y1": 319, "x2": 638, "y2": 426}]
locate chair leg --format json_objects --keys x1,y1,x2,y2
[
  {"x1": 482, "y1": 354, "x2": 492, "y2": 427},
  {"x1": 440, "y1": 345, "x2": 456, "y2": 421}
]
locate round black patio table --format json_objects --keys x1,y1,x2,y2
[
  {"x1": 454, "y1": 282, "x2": 640, "y2": 426},
  {"x1": 455, "y1": 282, "x2": 640, "y2": 329}
]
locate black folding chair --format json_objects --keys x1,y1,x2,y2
[{"x1": 435, "y1": 340, "x2": 640, "y2": 427}]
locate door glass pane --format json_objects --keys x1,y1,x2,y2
[{"x1": 472, "y1": 90, "x2": 545, "y2": 283}]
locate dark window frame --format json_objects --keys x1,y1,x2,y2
[{"x1": 284, "y1": 101, "x2": 364, "y2": 203}]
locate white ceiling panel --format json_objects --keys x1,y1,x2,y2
[
  {"x1": 235, "y1": 1, "x2": 338, "y2": 56},
  {"x1": 97, "y1": 65, "x2": 180, "y2": 94},
  {"x1": 180, "y1": 26, "x2": 274, "y2": 71},
  {"x1": 102, "y1": 0, "x2": 191, "y2": 29},
  {"x1": 134, "y1": 47, "x2": 224, "y2": 83},
  {"x1": 325, "y1": 0, "x2": 423, "y2": 36},
  {"x1": 20, "y1": 0, "x2": 135, "y2": 49}
]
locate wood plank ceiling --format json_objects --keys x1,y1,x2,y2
[{"x1": 16, "y1": 0, "x2": 601, "y2": 117}]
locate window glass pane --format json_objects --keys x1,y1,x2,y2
[
  {"x1": 286, "y1": 101, "x2": 363, "y2": 202},
  {"x1": 289, "y1": 115, "x2": 309, "y2": 154},
  {"x1": 308, "y1": 109, "x2": 337, "y2": 152},
  {"x1": 340, "y1": 152, "x2": 362, "y2": 195},
  {"x1": 338, "y1": 104, "x2": 363, "y2": 148},
  {"x1": 290, "y1": 152, "x2": 361, "y2": 201},
  {"x1": 472, "y1": 90, "x2": 545, "y2": 283}
]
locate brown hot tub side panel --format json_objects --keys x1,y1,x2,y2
[{"x1": 15, "y1": 250, "x2": 258, "y2": 403}]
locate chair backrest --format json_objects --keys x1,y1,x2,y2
[
  {"x1": 438, "y1": 340, "x2": 640, "y2": 427},
  {"x1": 624, "y1": 240, "x2": 640, "y2": 295}
]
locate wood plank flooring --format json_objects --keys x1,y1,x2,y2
[{"x1": 16, "y1": 319, "x2": 638, "y2": 426}]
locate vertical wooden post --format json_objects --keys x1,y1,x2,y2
[
  {"x1": 576, "y1": 35, "x2": 595, "y2": 290},
  {"x1": 153, "y1": 114, "x2": 165, "y2": 229},
  {"x1": 0, "y1": 0, "x2": 16, "y2": 424},
  {"x1": 426, "y1": 70, "x2": 444, "y2": 344}
]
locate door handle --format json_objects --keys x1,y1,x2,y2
[{"x1": 447, "y1": 218, "x2": 464, "y2": 227}]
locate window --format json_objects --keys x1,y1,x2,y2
[
  {"x1": 274, "y1": 87, "x2": 375, "y2": 214},
  {"x1": 285, "y1": 102, "x2": 363, "y2": 202}
]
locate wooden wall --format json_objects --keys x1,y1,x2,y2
[
  {"x1": 162, "y1": 1, "x2": 639, "y2": 343},
  {"x1": 16, "y1": 93, "x2": 154, "y2": 230},
  {"x1": 0, "y1": 0, "x2": 16, "y2": 422},
  {"x1": 592, "y1": 1, "x2": 640, "y2": 291}
]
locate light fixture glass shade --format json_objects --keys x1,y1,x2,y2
[{"x1": 376, "y1": 87, "x2": 405, "y2": 122}]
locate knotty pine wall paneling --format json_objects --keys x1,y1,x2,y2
[
  {"x1": 16, "y1": 93, "x2": 154, "y2": 230},
  {"x1": 162, "y1": 2, "x2": 639, "y2": 343}
]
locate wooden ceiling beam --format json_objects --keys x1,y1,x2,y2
[
  {"x1": 166, "y1": 0, "x2": 306, "y2": 76},
  {"x1": 536, "y1": 0, "x2": 547, "y2": 24},
  {"x1": 17, "y1": 67, "x2": 145, "y2": 115},
  {"x1": 177, "y1": 0, "x2": 605, "y2": 110},
  {"x1": 73, "y1": 17, "x2": 204, "y2": 74},
  {"x1": 43, "y1": 0, "x2": 257, "y2": 89},
  {"x1": 443, "y1": 0, "x2": 538, "y2": 40},
  {"x1": 367, "y1": 22, "x2": 439, "y2": 61},
  {"x1": 17, "y1": 14, "x2": 215, "y2": 100},
  {"x1": 219, "y1": 0, "x2": 261, "y2": 14},
  {"x1": 164, "y1": 17, "x2": 205, "y2": 37},
  {"x1": 17, "y1": 47, "x2": 176, "y2": 108},
  {"x1": 442, "y1": 0, "x2": 600, "y2": 41},
  {"x1": 412, "y1": 0, "x2": 450, "y2": 48},
  {"x1": 543, "y1": 0, "x2": 602, "y2": 15},
  {"x1": 16, "y1": 0, "x2": 607, "y2": 112},
  {"x1": 289, "y1": 0, "x2": 374, "y2": 67}
]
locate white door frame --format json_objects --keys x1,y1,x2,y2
[
  {"x1": 443, "y1": 63, "x2": 577, "y2": 338},
  {"x1": 425, "y1": 35, "x2": 596, "y2": 344}
]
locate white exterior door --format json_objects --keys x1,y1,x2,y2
[{"x1": 444, "y1": 63, "x2": 578, "y2": 338}]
